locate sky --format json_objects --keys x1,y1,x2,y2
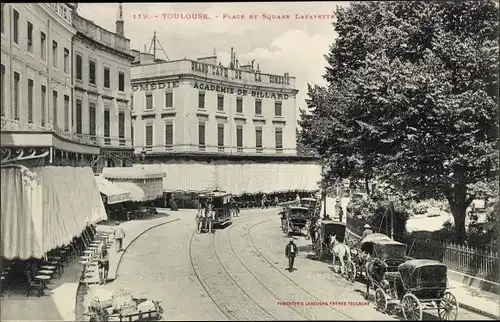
[{"x1": 77, "y1": 2, "x2": 350, "y2": 114}]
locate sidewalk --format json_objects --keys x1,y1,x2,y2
[{"x1": 448, "y1": 279, "x2": 500, "y2": 319}]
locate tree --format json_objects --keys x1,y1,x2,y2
[{"x1": 299, "y1": 1, "x2": 499, "y2": 244}]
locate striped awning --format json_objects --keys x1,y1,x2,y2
[
  {"x1": 95, "y1": 176, "x2": 131, "y2": 204},
  {"x1": 110, "y1": 181, "x2": 147, "y2": 202}
]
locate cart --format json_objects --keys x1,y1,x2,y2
[
  {"x1": 314, "y1": 220, "x2": 346, "y2": 260},
  {"x1": 282, "y1": 206, "x2": 310, "y2": 237}
]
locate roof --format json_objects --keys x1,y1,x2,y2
[
  {"x1": 199, "y1": 191, "x2": 232, "y2": 198},
  {"x1": 373, "y1": 239, "x2": 406, "y2": 246},
  {"x1": 301, "y1": 198, "x2": 317, "y2": 201},
  {"x1": 399, "y1": 259, "x2": 446, "y2": 271},
  {"x1": 360, "y1": 233, "x2": 391, "y2": 244},
  {"x1": 95, "y1": 176, "x2": 131, "y2": 204},
  {"x1": 322, "y1": 220, "x2": 346, "y2": 226},
  {"x1": 103, "y1": 167, "x2": 165, "y2": 180},
  {"x1": 289, "y1": 206, "x2": 310, "y2": 211}
]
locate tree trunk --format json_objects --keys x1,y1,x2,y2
[
  {"x1": 449, "y1": 203, "x2": 467, "y2": 245},
  {"x1": 444, "y1": 182, "x2": 473, "y2": 245},
  {"x1": 364, "y1": 179, "x2": 371, "y2": 196}
]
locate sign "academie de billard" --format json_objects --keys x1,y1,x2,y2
[{"x1": 132, "y1": 81, "x2": 290, "y2": 100}]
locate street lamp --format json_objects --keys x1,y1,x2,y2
[{"x1": 388, "y1": 194, "x2": 396, "y2": 240}]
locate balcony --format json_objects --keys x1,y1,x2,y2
[
  {"x1": 72, "y1": 14, "x2": 131, "y2": 55},
  {"x1": 100, "y1": 136, "x2": 132, "y2": 149},
  {"x1": 1, "y1": 117, "x2": 98, "y2": 146}
]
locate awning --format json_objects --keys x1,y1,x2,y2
[
  {"x1": 95, "y1": 176, "x2": 131, "y2": 204},
  {"x1": 111, "y1": 181, "x2": 147, "y2": 202},
  {"x1": 1, "y1": 166, "x2": 107, "y2": 260},
  {"x1": 102, "y1": 167, "x2": 165, "y2": 180}
]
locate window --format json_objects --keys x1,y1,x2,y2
[
  {"x1": 119, "y1": 111, "x2": 125, "y2": 138},
  {"x1": 13, "y1": 72, "x2": 20, "y2": 120},
  {"x1": 89, "y1": 60, "x2": 96, "y2": 85},
  {"x1": 236, "y1": 126, "x2": 243, "y2": 152},
  {"x1": 131, "y1": 124, "x2": 134, "y2": 146},
  {"x1": 64, "y1": 48, "x2": 69, "y2": 74},
  {"x1": 255, "y1": 127, "x2": 263, "y2": 151},
  {"x1": 52, "y1": 41, "x2": 58, "y2": 68},
  {"x1": 27, "y1": 22, "x2": 33, "y2": 53},
  {"x1": 165, "y1": 122, "x2": 173, "y2": 148},
  {"x1": 76, "y1": 99, "x2": 82, "y2": 134},
  {"x1": 1, "y1": 64, "x2": 4, "y2": 116},
  {"x1": 255, "y1": 99, "x2": 262, "y2": 115},
  {"x1": 198, "y1": 92, "x2": 205, "y2": 109},
  {"x1": 217, "y1": 123, "x2": 224, "y2": 148},
  {"x1": 165, "y1": 91, "x2": 173, "y2": 108},
  {"x1": 28, "y1": 79, "x2": 34, "y2": 122},
  {"x1": 275, "y1": 128, "x2": 283, "y2": 150},
  {"x1": 52, "y1": 90, "x2": 58, "y2": 126},
  {"x1": 104, "y1": 67, "x2": 110, "y2": 88},
  {"x1": 13, "y1": 9, "x2": 19, "y2": 44},
  {"x1": 145, "y1": 93, "x2": 153, "y2": 110},
  {"x1": 41, "y1": 32, "x2": 47, "y2": 61},
  {"x1": 1, "y1": 4, "x2": 4, "y2": 34},
  {"x1": 217, "y1": 94, "x2": 224, "y2": 111},
  {"x1": 198, "y1": 122, "x2": 205, "y2": 147},
  {"x1": 104, "y1": 109, "x2": 110, "y2": 143},
  {"x1": 275, "y1": 101, "x2": 282, "y2": 116},
  {"x1": 76, "y1": 54, "x2": 82, "y2": 80},
  {"x1": 236, "y1": 97, "x2": 243, "y2": 113},
  {"x1": 41, "y1": 85, "x2": 46, "y2": 126},
  {"x1": 145, "y1": 124, "x2": 153, "y2": 147},
  {"x1": 64, "y1": 95, "x2": 70, "y2": 131},
  {"x1": 89, "y1": 102, "x2": 96, "y2": 135},
  {"x1": 118, "y1": 72, "x2": 125, "y2": 92}
]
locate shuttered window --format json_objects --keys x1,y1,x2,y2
[
  {"x1": 255, "y1": 127, "x2": 262, "y2": 148},
  {"x1": 76, "y1": 54, "x2": 82, "y2": 80},
  {"x1": 89, "y1": 59, "x2": 96, "y2": 85},
  {"x1": 255, "y1": 99, "x2": 262, "y2": 115},
  {"x1": 165, "y1": 91, "x2": 173, "y2": 108},
  {"x1": 145, "y1": 93, "x2": 153, "y2": 110},
  {"x1": 1, "y1": 64, "x2": 4, "y2": 116},
  {"x1": 217, "y1": 94, "x2": 224, "y2": 111},
  {"x1": 198, "y1": 92, "x2": 205, "y2": 109},
  {"x1": 275, "y1": 128, "x2": 283, "y2": 149},
  {"x1": 76, "y1": 99, "x2": 82, "y2": 134},
  {"x1": 165, "y1": 122, "x2": 173, "y2": 146},
  {"x1": 64, "y1": 95, "x2": 70, "y2": 131},
  {"x1": 52, "y1": 90, "x2": 58, "y2": 126},
  {"x1": 236, "y1": 126, "x2": 243, "y2": 147},
  {"x1": 89, "y1": 102, "x2": 96, "y2": 135},
  {"x1": 131, "y1": 123, "x2": 134, "y2": 146},
  {"x1": 118, "y1": 72, "x2": 125, "y2": 92},
  {"x1": 217, "y1": 124, "x2": 224, "y2": 147},
  {"x1": 14, "y1": 72, "x2": 20, "y2": 120},
  {"x1": 236, "y1": 97, "x2": 243, "y2": 113},
  {"x1": 198, "y1": 122, "x2": 205, "y2": 145},
  {"x1": 28, "y1": 79, "x2": 34, "y2": 123},
  {"x1": 104, "y1": 109, "x2": 110, "y2": 138},
  {"x1": 104, "y1": 67, "x2": 110, "y2": 88},
  {"x1": 275, "y1": 101, "x2": 282, "y2": 116},
  {"x1": 145, "y1": 125, "x2": 153, "y2": 147},
  {"x1": 119, "y1": 111, "x2": 125, "y2": 138},
  {"x1": 41, "y1": 85, "x2": 47, "y2": 126}
]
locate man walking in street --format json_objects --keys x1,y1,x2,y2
[
  {"x1": 114, "y1": 222, "x2": 126, "y2": 252},
  {"x1": 285, "y1": 239, "x2": 299, "y2": 272}
]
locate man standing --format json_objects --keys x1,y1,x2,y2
[
  {"x1": 285, "y1": 239, "x2": 299, "y2": 272},
  {"x1": 361, "y1": 224, "x2": 373, "y2": 239},
  {"x1": 114, "y1": 222, "x2": 126, "y2": 252}
]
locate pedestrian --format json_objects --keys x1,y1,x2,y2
[
  {"x1": 295, "y1": 194, "x2": 300, "y2": 204},
  {"x1": 274, "y1": 196, "x2": 279, "y2": 207},
  {"x1": 284, "y1": 239, "x2": 299, "y2": 272},
  {"x1": 361, "y1": 224, "x2": 373, "y2": 239},
  {"x1": 98, "y1": 248, "x2": 109, "y2": 285},
  {"x1": 114, "y1": 222, "x2": 126, "y2": 252}
]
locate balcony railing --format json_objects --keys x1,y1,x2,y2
[{"x1": 1, "y1": 117, "x2": 99, "y2": 146}]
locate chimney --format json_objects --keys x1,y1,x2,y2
[{"x1": 116, "y1": 3, "x2": 124, "y2": 36}]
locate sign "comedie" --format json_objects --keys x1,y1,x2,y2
[
  {"x1": 132, "y1": 81, "x2": 179, "y2": 91},
  {"x1": 193, "y1": 82, "x2": 290, "y2": 100}
]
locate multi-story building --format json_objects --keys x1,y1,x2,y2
[
  {"x1": 1, "y1": 3, "x2": 133, "y2": 167},
  {"x1": 72, "y1": 4, "x2": 135, "y2": 167},
  {"x1": 130, "y1": 48, "x2": 299, "y2": 156}
]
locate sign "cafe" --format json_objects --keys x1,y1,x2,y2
[{"x1": 193, "y1": 82, "x2": 290, "y2": 100}]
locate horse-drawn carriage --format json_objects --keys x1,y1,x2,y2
[
  {"x1": 314, "y1": 220, "x2": 346, "y2": 260},
  {"x1": 300, "y1": 197, "x2": 320, "y2": 217},
  {"x1": 281, "y1": 206, "x2": 311, "y2": 237},
  {"x1": 196, "y1": 191, "x2": 233, "y2": 233},
  {"x1": 374, "y1": 259, "x2": 459, "y2": 321}
]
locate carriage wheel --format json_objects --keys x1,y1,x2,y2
[
  {"x1": 346, "y1": 261, "x2": 356, "y2": 281},
  {"x1": 375, "y1": 288, "x2": 388, "y2": 313},
  {"x1": 437, "y1": 291, "x2": 459, "y2": 321},
  {"x1": 402, "y1": 293, "x2": 422, "y2": 321}
]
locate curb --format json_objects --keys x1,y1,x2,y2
[
  {"x1": 114, "y1": 217, "x2": 180, "y2": 280},
  {"x1": 457, "y1": 302, "x2": 499, "y2": 320}
]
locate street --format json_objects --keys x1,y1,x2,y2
[{"x1": 109, "y1": 208, "x2": 491, "y2": 320}]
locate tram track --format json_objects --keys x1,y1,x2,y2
[
  {"x1": 245, "y1": 218, "x2": 357, "y2": 321},
  {"x1": 188, "y1": 212, "x2": 278, "y2": 320}
]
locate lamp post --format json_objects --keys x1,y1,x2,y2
[{"x1": 388, "y1": 194, "x2": 396, "y2": 239}]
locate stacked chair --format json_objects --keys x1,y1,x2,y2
[{"x1": 79, "y1": 227, "x2": 113, "y2": 285}]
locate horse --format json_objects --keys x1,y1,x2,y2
[
  {"x1": 364, "y1": 258, "x2": 388, "y2": 299},
  {"x1": 329, "y1": 235, "x2": 351, "y2": 276}
]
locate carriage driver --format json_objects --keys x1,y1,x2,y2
[{"x1": 207, "y1": 203, "x2": 215, "y2": 233}]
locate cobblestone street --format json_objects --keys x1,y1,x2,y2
[{"x1": 106, "y1": 208, "x2": 492, "y2": 320}]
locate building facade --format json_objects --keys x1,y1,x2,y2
[
  {"x1": 72, "y1": 4, "x2": 135, "y2": 167},
  {"x1": 1, "y1": 3, "x2": 133, "y2": 168},
  {"x1": 130, "y1": 50, "x2": 299, "y2": 156}
]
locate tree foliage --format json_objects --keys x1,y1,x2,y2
[{"x1": 299, "y1": 1, "x2": 499, "y2": 244}]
